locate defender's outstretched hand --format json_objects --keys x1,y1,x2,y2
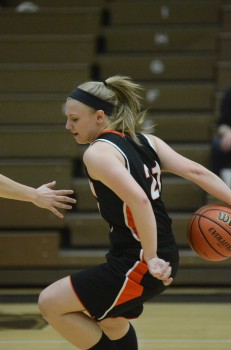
[
  {"x1": 147, "y1": 257, "x2": 173, "y2": 286},
  {"x1": 33, "y1": 181, "x2": 76, "y2": 219}
]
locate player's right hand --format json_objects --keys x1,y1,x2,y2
[{"x1": 147, "y1": 257, "x2": 173, "y2": 286}]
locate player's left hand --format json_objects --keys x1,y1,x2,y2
[{"x1": 147, "y1": 257, "x2": 173, "y2": 286}]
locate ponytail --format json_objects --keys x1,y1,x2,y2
[{"x1": 78, "y1": 75, "x2": 148, "y2": 144}]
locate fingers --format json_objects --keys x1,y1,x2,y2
[
  {"x1": 43, "y1": 182, "x2": 75, "y2": 198},
  {"x1": 50, "y1": 207, "x2": 64, "y2": 219},
  {"x1": 54, "y1": 195, "x2": 76, "y2": 204},
  {"x1": 160, "y1": 262, "x2": 172, "y2": 280},
  {"x1": 53, "y1": 202, "x2": 73, "y2": 210},
  {"x1": 53, "y1": 189, "x2": 75, "y2": 196},
  {"x1": 50, "y1": 196, "x2": 76, "y2": 214},
  {"x1": 163, "y1": 277, "x2": 173, "y2": 286},
  {"x1": 148, "y1": 258, "x2": 173, "y2": 286},
  {"x1": 45, "y1": 181, "x2": 56, "y2": 189}
]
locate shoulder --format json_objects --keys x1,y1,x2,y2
[
  {"x1": 83, "y1": 141, "x2": 111, "y2": 164},
  {"x1": 142, "y1": 133, "x2": 158, "y2": 152},
  {"x1": 83, "y1": 140, "x2": 125, "y2": 176}
]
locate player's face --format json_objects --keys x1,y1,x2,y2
[{"x1": 65, "y1": 99, "x2": 106, "y2": 144}]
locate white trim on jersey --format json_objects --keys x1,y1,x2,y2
[
  {"x1": 93, "y1": 138, "x2": 141, "y2": 241},
  {"x1": 143, "y1": 134, "x2": 155, "y2": 150},
  {"x1": 91, "y1": 138, "x2": 130, "y2": 172}
]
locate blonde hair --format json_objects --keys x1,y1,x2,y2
[{"x1": 78, "y1": 75, "x2": 149, "y2": 144}]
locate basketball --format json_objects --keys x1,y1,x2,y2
[{"x1": 187, "y1": 204, "x2": 231, "y2": 261}]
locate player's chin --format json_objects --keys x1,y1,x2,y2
[
  {"x1": 74, "y1": 135, "x2": 84, "y2": 144},
  {"x1": 75, "y1": 135, "x2": 90, "y2": 145}
]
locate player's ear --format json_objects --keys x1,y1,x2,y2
[{"x1": 96, "y1": 110, "x2": 105, "y2": 122}]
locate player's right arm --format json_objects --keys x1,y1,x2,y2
[
  {"x1": 83, "y1": 142, "x2": 173, "y2": 286},
  {"x1": 151, "y1": 136, "x2": 231, "y2": 206}
]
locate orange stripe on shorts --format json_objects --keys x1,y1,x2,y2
[{"x1": 115, "y1": 261, "x2": 148, "y2": 306}]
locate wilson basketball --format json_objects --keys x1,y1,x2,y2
[{"x1": 187, "y1": 204, "x2": 231, "y2": 261}]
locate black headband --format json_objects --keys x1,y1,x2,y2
[{"x1": 68, "y1": 87, "x2": 114, "y2": 116}]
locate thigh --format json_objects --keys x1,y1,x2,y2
[{"x1": 39, "y1": 276, "x2": 85, "y2": 315}]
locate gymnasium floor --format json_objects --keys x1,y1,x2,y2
[{"x1": 0, "y1": 288, "x2": 230, "y2": 350}]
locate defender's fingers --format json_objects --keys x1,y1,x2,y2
[{"x1": 55, "y1": 196, "x2": 76, "y2": 204}]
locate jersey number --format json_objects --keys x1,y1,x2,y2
[{"x1": 144, "y1": 163, "x2": 161, "y2": 200}]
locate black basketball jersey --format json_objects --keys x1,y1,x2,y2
[{"x1": 86, "y1": 130, "x2": 174, "y2": 253}]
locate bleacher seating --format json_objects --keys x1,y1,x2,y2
[
  {"x1": 0, "y1": 63, "x2": 91, "y2": 93},
  {"x1": 0, "y1": 0, "x2": 230, "y2": 287},
  {"x1": 7, "y1": 0, "x2": 105, "y2": 6},
  {"x1": 97, "y1": 55, "x2": 216, "y2": 81},
  {"x1": 0, "y1": 35, "x2": 96, "y2": 64},
  {"x1": 0, "y1": 2, "x2": 103, "y2": 278},
  {"x1": 106, "y1": 1, "x2": 220, "y2": 25},
  {"x1": 0, "y1": 8, "x2": 101, "y2": 35}
]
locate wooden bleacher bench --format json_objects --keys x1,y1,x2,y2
[
  {"x1": 213, "y1": 90, "x2": 223, "y2": 120},
  {"x1": 152, "y1": 113, "x2": 213, "y2": 142},
  {"x1": 65, "y1": 213, "x2": 109, "y2": 247},
  {"x1": 171, "y1": 143, "x2": 210, "y2": 168},
  {"x1": 176, "y1": 249, "x2": 231, "y2": 285},
  {"x1": 0, "y1": 63, "x2": 91, "y2": 93},
  {"x1": 217, "y1": 61, "x2": 231, "y2": 90},
  {"x1": 0, "y1": 199, "x2": 66, "y2": 229},
  {"x1": 7, "y1": 0, "x2": 106, "y2": 7},
  {"x1": 96, "y1": 54, "x2": 216, "y2": 81},
  {"x1": 106, "y1": 0, "x2": 220, "y2": 25},
  {"x1": 0, "y1": 8, "x2": 102, "y2": 35},
  {"x1": 100, "y1": 27, "x2": 219, "y2": 53},
  {"x1": 0, "y1": 159, "x2": 72, "y2": 188},
  {"x1": 0, "y1": 35, "x2": 96, "y2": 63},
  {"x1": 0, "y1": 0, "x2": 103, "y2": 287},
  {"x1": 219, "y1": 32, "x2": 231, "y2": 60},
  {"x1": 0, "y1": 93, "x2": 69, "y2": 124},
  {"x1": 0, "y1": 231, "x2": 60, "y2": 267},
  {"x1": 222, "y1": 4, "x2": 231, "y2": 32},
  {"x1": 141, "y1": 82, "x2": 214, "y2": 111},
  {"x1": 1, "y1": 248, "x2": 230, "y2": 286},
  {"x1": 162, "y1": 177, "x2": 205, "y2": 212},
  {"x1": 0, "y1": 126, "x2": 80, "y2": 158},
  {"x1": 22, "y1": 81, "x2": 214, "y2": 115},
  {"x1": 71, "y1": 178, "x2": 97, "y2": 211}
]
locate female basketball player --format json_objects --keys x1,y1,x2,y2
[
  {"x1": 0, "y1": 174, "x2": 76, "y2": 218},
  {"x1": 38, "y1": 76, "x2": 231, "y2": 350}
]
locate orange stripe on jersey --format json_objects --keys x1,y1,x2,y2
[
  {"x1": 125, "y1": 205, "x2": 139, "y2": 238},
  {"x1": 99, "y1": 129, "x2": 125, "y2": 138},
  {"x1": 115, "y1": 261, "x2": 148, "y2": 307}
]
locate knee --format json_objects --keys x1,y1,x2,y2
[
  {"x1": 38, "y1": 288, "x2": 54, "y2": 319},
  {"x1": 99, "y1": 317, "x2": 129, "y2": 335}
]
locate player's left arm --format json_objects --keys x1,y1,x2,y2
[{"x1": 152, "y1": 136, "x2": 231, "y2": 207}]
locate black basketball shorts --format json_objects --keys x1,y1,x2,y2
[{"x1": 70, "y1": 244, "x2": 179, "y2": 322}]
